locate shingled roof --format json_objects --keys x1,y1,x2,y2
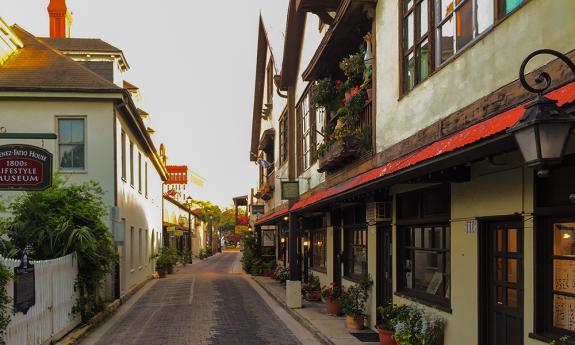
[
  {"x1": 0, "y1": 25, "x2": 122, "y2": 93},
  {"x1": 39, "y1": 37, "x2": 122, "y2": 53}
]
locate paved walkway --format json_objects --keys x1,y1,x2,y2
[
  {"x1": 252, "y1": 276, "x2": 380, "y2": 345},
  {"x1": 80, "y1": 252, "x2": 319, "y2": 345}
]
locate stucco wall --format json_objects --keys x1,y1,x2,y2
[
  {"x1": 115, "y1": 115, "x2": 163, "y2": 295},
  {"x1": 375, "y1": 0, "x2": 575, "y2": 152},
  {"x1": 0, "y1": 98, "x2": 115, "y2": 208}
]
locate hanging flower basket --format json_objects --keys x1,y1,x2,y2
[{"x1": 317, "y1": 135, "x2": 362, "y2": 173}]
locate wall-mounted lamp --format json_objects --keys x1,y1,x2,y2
[
  {"x1": 283, "y1": 216, "x2": 289, "y2": 221},
  {"x1": 563, "y1": 233, "x2": 571, "y2": 239},
  {"x1": 317, "y1": 241, "x2": 323, "y2": 246},
  {"x1": 508, "y1": 49, "x2": 575, "y2": 175},
  {"x1": 303, "y1": 240, "x2": 309, "y2": 247},
  {"x1": 280, "y1": 237, "x2": 286, "y2": 243}
]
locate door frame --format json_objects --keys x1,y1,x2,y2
[
  {"x1": 376, "y1": 224, "x2": 393, "y2": 324},
  {"x1": 478, "y1": 216, "x2": 524, "y2": 345},
  {"x1": 333, "y1": 226, "x2": 342, "y2": 287}
]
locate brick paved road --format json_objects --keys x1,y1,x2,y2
[{"x1": 81, "y1": 253, "x2": 303, "y2": 345}]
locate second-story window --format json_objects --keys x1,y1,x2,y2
[
  {"x1": 121, "y1": 130, "x2": 127, "y2": 180},
  {"x1": 58, "y1": 118, "x2": 85, "y2": 170},
  {"x1": 402, "y1": 0, "x2": 432, "y2": 92},
  {"x1": 279, "y1": 112, "x2": 288, "y2": 166},
  {"x1": 138, "y1": 152, "x2": 142, "y2": 193},
  {"x1": 401, "y1": 0, "x2": 525, "y2": 93},
  {"x1": 130, "y1": 141, "x2": 134, "y2": 187},
  {"x1": 297, "y1": 91, "x2": 316, "y2": 175}
]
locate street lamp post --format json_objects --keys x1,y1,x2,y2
[{"x1": 508, "y1": 49, "x2": 575, "y2": 175}]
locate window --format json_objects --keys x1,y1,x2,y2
[
  {"x1": 138, "y1": 152, "x2": 142, "y2": 193},
  {"x1": 297, "y1": 91, "x2": 316, "y2": 174},
  {"x1": 345, "y1": 226, "x2": 368, "y2": 280},
  {"x1": 397, "y1": 184, "x2": 451, "y2": 307},
  {"x1": 145, "y1": 162, "x2": 148, "y2": 198},
  {"x1": 129, "y1": 141, "x2": 134, "y2": 187},
  {"x1": 399, "y1": 225, "x2": 451, "y2": 303},
  {"x1": 121, "y1": 130, "x2": 127, "y2": 180},
  {"x1": 279, "y1": 112, "x2": 288, "y2": 165},
  {"x1": 130, "y1": 226, "x2": 134, "y2": 270},
  {"x1": 400, "y1": 0, "x2": 525, "y2": 93},
  {"x1": 266, "y1": 59, "x2": 274, "y2": 105},
  {"x1": 58, "y1": 118, "x2": 85, "y2": 170},
  {"x1": 402, "y1": 0, "x2": 432, "y2": 92},
  {"x1": 311, "y1": 230, "x2": 327, "y2": 272},
  {"x1": 138, "y1": 228, "x2": 142, "y2": 267}
]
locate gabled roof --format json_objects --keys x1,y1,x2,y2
[
  {"x1": 0, "y1": 26, "x2": 121, "y2": 93},
  {"x1": 279, "y1": 0, "x2": 307, "y2": 90},
  {"x1": 39, "y1": 37, "x2": 122, "y2": 53},
  {"x1": 39, "y1": 36, "x2": 129, "y2": 70}
]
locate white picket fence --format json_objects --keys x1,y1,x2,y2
[{"x1": 2, "y1": 253, "x2": 81, "y2": 345}]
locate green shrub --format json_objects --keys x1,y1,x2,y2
[
  {"x1": 0, "y1": 262, "x2": 12, "y2": 344},
  {"x1": 0, "y1": 177, "x2": 116, "y2": 321}
]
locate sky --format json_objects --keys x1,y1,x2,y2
[{"x1": 0, "y1": 0, "x2": 289, "y2": 207}]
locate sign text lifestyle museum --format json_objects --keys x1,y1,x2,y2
[{"x1": 0, "y1": 144, "x2": 52, "y2": 191}]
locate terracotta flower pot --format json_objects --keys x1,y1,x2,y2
[
  {"x1": 324, "y1": 298, "x2": 342, "y2": 315},
  {"x1": 345, "y1": 315, "x2": 364, "y2": 330},
  {"x1": 377, "y1": 328, "x2": 395, "y2": 345},
  {"x1": 305, "y1": 291, "x2": 321, "y2": 302}
]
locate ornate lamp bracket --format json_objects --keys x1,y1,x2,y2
[{"x1": 519, "y1": 49, "x2": 575, "y2": 97}]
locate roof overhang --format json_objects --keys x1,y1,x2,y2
[
  {"x1": 279, "y1": 0, "x2": 307, "y2": 90},
  {"x1": 296, "y1": 0, "x2": 340, "y2": 24},
  {"x1": 258, "y1": 128, "x2": 275, "y2": 151},
  {"x1": 233, "y1": 195, "x2": 248, "y2": 207},
  {"x1": 250, "y1": 17, "x2": 268, "y2": 161},
  {"x1": 302, "y1": 0, "x2": 376, "y2": 81}
]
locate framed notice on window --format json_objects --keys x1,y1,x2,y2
[{"x1": 281, "y1": 181, "x2": 299, "y2": 200}]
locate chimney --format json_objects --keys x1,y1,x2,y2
[{"x1": 47, "y1": 0, "x2": 69, "y2": 38}]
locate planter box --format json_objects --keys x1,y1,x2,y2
[{"x1": 317, "y1": 137, "x2": 361, "y2": 173}]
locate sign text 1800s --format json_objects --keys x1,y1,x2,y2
[{"x1": 0, "y1": 145, "x2": 52, "y2": 191}]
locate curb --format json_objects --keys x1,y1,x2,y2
[{"x1": 250, "y1": 276, "x2": 335, "y2": 345}]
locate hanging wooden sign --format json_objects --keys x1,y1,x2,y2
[{"x1": 0, "y1": 144, "x2": 52, "y2": 191}]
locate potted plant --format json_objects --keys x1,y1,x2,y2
[
  {"x1": 273, "y1": 266, "x2": 289, "y2": 284},
  {"x1": 152, "y1": 247, "x2": 176, "y2": 278},
  {"x1": 262, "y1": 260, "x2": 276, "y2": 277},
  {"x1": 341, "y1": 274, "x2": 373, "y2": 330},
  {"x1": 376, "y1": 303, "x2": 408, "y2": 345},
  {"x1": 199, "y1": 248, "x2": 207, "y2": 260},
  {"x1": 417, "y1": 311, "x2": 445, "y2": 345},
  {"x1": 551, "y1": 336, "x2": 573, "y2": 345},
  {"x1": 303, "y1": 273, "x2": 321, "y2": 302},
  {"x1": 320, "y1": 282, "x2": 343, "y2": 315}
]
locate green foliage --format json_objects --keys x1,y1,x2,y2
[
  {"x1": 241, "y1": 234, "x2": 258, "y2": 273},
  {"x1": 153, "y1": 247, "x2": 176, "y2": 268},
  {"x1": 311, "y1": 78, "x2": 343, "y2": 113},
  {"x1": 0, "y1": 262, "x2": 12, "y2": 344},
  {"x1": 551, "y1": 336, "x2": 573, "y2": 345},
  {"x1": 341, "y1": 274, "x2": 372, "y2": 318},
  {"x1": 273, "y1": 266, "x2": 289, "y2": 283},
  {"x1": 303, "y1": 273, "x2": 321, "y2": 292},
  {"x1": 339, "y1": 46, "x2": 366, "y2": 87},
  {"x1": 392, "y1": 305, "x2": 445, "y2": 345},
  {"x1": 320, "y1": 282, "x2": 343, "y2": 301},
  {"x1": 0, "y1": 177, "x2": 116, "y2": 321},
  {"x1": 377, "y1": 303, "x2": 408, "y2": 331}
]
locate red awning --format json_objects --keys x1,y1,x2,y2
[
  {"x1": 255, "y1": 81, "x2": 575, "y2": 223},
  {"x1": 255, "y1": 205, "x2": 289, "y2": 225}
]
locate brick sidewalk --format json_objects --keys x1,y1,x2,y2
[{"x1": 251, "y1": 276, "x2": 380, "y2": 345}]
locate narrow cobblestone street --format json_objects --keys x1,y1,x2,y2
[{"x1": 80, "y1": 252, "x2": 316, "y2": 345}]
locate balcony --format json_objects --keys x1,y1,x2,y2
[
  {"x1": 317, "y1": 100, "x2": 372, "y2": 173},
  {"x1": 255, "y1": 169, "x2": 275, "y2": 201}
]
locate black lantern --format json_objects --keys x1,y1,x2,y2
[{"x1": 508, "y1": 49, "x2": 575, "y2": 168}]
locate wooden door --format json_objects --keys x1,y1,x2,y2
[{"x1": 480, "y1": 220, "x2": 524, "y2": 345}]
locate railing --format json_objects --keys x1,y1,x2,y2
[{"x1": 3, "y1": 253, "x2": 80, "y2": 345}]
